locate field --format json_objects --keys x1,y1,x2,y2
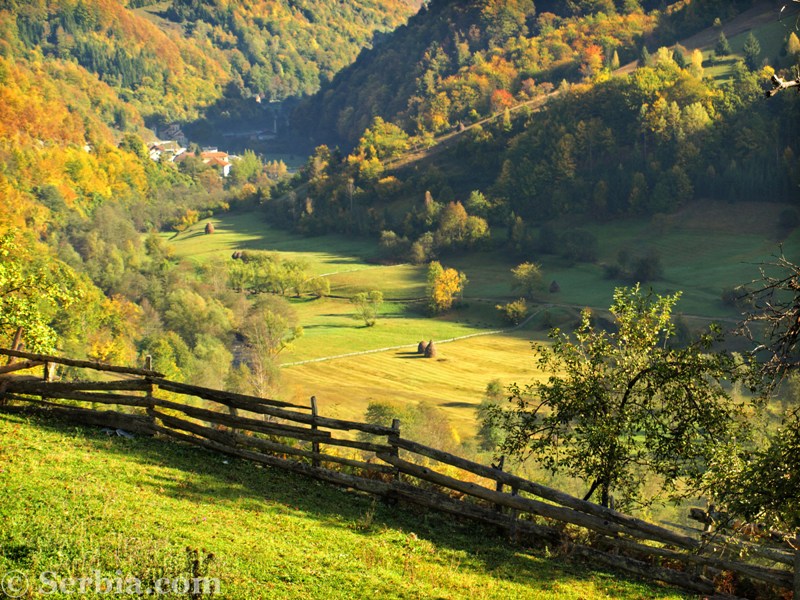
[
  {"x1": 163, "y1": 201, "x2": 797, "y2": 440},
  {"x1": 680, "y1": 2, "x2": 797, "y2": 81},
  {"x1": 0, "y1": 414, "x2": 689, "y2": 599}
]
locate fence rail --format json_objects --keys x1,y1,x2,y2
[{"x1": 0, "y1": 347, "x2": 797, "y2": 598}]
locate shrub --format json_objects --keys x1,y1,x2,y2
[
  {"x1": 631, "y1": 250, "x2": 663, "y2": 282},
  {"x1": 496, "y1": 298, "x2": 529, "y2": 325}
]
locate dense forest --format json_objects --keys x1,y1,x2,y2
[
  {"x1": 2, "y1": 0, "x2": 420, "y2": 125},
  {"x1": 294, "y1": 0, "x2": 752, "y2": 144},
  {"x1": 279, "y1": 0, "x2": 799, "y2": 268},
  {"x1": 165, "y1": 0, "x2": 421, "y2": 101}
]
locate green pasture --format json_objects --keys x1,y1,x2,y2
[
  {"x1": 163, "y1": 202, "x2": 794, "y2": 437},
  {"x1": 166, "y1": 211, "x2": 379, "y2": 275},
  {"x1": 282, "y1": 328, "x2": 550, "y2": 439},
  {"x1": 0, "y1": 414, "x2": 688, "y2": 600},
  {"x1": 700, "y1": 17, "x2": 794, "y2": 80}
]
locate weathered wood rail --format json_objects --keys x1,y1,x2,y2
[{"x1": 1, "y1": 347, "x2": 797, "y2": 598}]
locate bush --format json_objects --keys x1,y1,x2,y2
[
  {"x1": 631, "y1": 250, "x2": 663, "y2": 282},
  {"x1": 496, "y1": 298, "x2": 529, "y2": 325},
  {"x1": 561, "y1": 229, "x2": 599, "y2": 263},
  {"x1": 378, "y1": 230, "x2": 411, "y2": 263},
  {"x1": 362, "y1": 401, "x2": 461, "y2": 452}
]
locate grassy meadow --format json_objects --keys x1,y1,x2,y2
[
  {"x1": 164, "y1": 201, "x2": 795, "y2": 439},
  {"x1": 689, "y1": 5, "x2": 797, "y2": 81},
  {"x1": 0, "y1": 414, "x2": 690, "y2": 599}
]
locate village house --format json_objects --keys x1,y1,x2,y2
[
  {"x1": 148, "y1": 140, "x2": 187, "y2": 163},
  {"x1": 172, "y1": 147, "x2": 234, "y2": 177}
]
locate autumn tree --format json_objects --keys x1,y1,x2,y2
[
  {"x1": 350, "y1": 291, "x2": 384, "y2": 327},
  {"x1": 511, "y1": 262, "x2": 543, "y2": 299},
  {"x1": 0, "y1": 233, "x2": 80, "y2": 352},
  {"x1": 787, "y1": 32, "x2": 800, "y2": 58},
  {"x1": 426, "y1": 261, "x2": 467, "y2": 314},
  {"x1": 236, "y1": 296, "x2": 302, "y2": 398},
  {"x1": 487, "y1": 286, "x2": 746, "y2": 508},
  {"x1": 231, "y1": 150, "x2": 263, "y2": 186}
]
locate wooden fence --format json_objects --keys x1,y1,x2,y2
[{"x1": 0, "y1": 347, "x2": 798, "y2": 598}]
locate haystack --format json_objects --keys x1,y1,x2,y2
[
  {"x1": 424, "y1": 340, "x2": 437, "y2": 358},
  {"x1": 417, "y1": 340, "x2": 428, "y2": 354}
]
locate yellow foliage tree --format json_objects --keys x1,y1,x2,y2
[{"x1": 426, "y1": 261, "x2": 467, "y2": 314}]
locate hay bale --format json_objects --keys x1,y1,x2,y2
[
  {"x1": 424, "y1": 340, "x2": 437, "y2": 358},
  {"x1": 205, "y1": 222, "x2": 215, "y2": 235},
  {"x1": 549, "y1": 280, "x2": 560, "y2": 294},
  {"x1": 417, "y1": 340, "x2": 428, "y2": 354}
]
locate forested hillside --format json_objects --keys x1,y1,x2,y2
[
  {"x1": 294, "y1": 0, "x2": 751, "y2": 144},
  {"x1": 2, "y1": 0, "x2": 227, "y2": 123},
  {"x1": 163, "y1": 0, "x2": 422, "y2": 101},
  {"x1": 282, "y1": 0, "x2": 799, "y2": 267},
  {"x1": 2, "y1": 0, "x2": 421, "y2": 124}
]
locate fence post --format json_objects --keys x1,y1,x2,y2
[
  {"x1": 144, "y1": 356, "x2": 156, "y2": 434},
  {"x1": 509, "y1": 486, "x2": 520, "y2": 543},
  {"x1": 43, "y1": 362, "x2": 55, "y2": 382},
  {"x1": 493, "y1": 455, "x2": 505, "y2": 513},
  {"x1": 794, "y1": 530, "x2": 800, "y2": 600},
  {"x1": 310, "y1": 396, "x2": 320, "y2": 468},
  {"x1": 389, "y1": 418, "x2": 401, "y2": 481}
]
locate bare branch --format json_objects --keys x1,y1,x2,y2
[{"x1": 766, "y1": 73, "x2": 800, "y2": 97}]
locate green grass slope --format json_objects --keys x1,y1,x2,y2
[{"x1": 0, "y1": 414, "x2": 689, "y2": 599}]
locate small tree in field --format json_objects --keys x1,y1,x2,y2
[
  {"x1": 350, "y1": 291, "x2": 384, "y2": 326},
  {"x1": 511, "y1": 262, "x2": 543, "y2": 299},
  {"x1": 487, "y1": 285, "x2": 746, "y2": 508},
  {"x1": 426, "y1": 261, "x2": 467, "y2": 314}
]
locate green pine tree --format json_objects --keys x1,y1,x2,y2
[
  {"x1": 743, "y1": 32, "x2": 761, "y2": 70},
  {"x1": 715, "y1": 31, "x2": 731, "y2": 57}
]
